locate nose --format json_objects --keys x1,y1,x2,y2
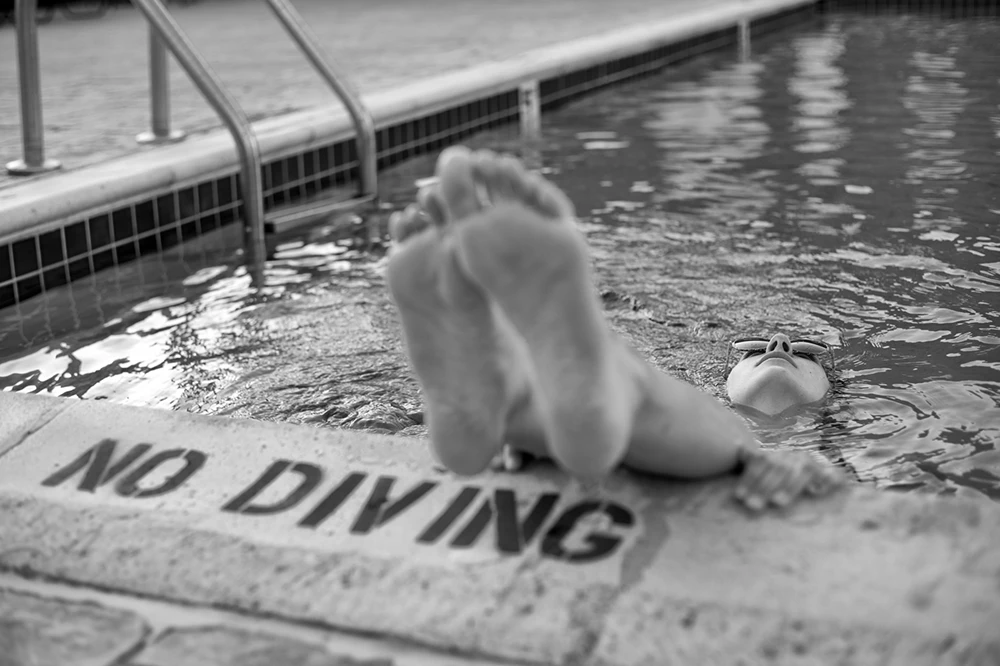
[{"x1": 766, "y1": 333, "x2": 792, "y2": 354}]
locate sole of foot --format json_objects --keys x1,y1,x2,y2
[
  {"x1": 455, "y1": 151, "x2": 637, "y2": 480},
  {"x1": 385, "y1": 147, "x2": 513, "y2": 475}
]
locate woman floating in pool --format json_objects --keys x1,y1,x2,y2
[
  {"x1": 386, "y1": 146, "x2": 843, "y2": 512},
  {"x1": 726, "y1": 334, "x2": 835, "y2": 417}
]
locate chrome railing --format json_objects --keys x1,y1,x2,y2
[
  {"x1": 130, "y1": 0, "x2": 268, "y2": 274},
  {"x1": 6, "y1": 0, "x2": 379, "y2": 273},
  {"x1": 5, "y1": 0, "x2": 61, "y2": 175}
]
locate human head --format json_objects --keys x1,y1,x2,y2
[{"x1": 726, "y1": 333, "x2": 832, "y2": 416}]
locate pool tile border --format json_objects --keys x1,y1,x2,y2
[{"x1": 0, "y1": 0, "x2": 821, "y2": 310}]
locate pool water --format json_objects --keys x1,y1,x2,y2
[{"x1": 2, "y1": 13, "x2": 998, "y2": 500}]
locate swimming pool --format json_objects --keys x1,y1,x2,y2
[{"x1": 1, "y1": 12, "x2": 997, "y2": 500}]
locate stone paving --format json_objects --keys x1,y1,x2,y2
[{"x1": 0, "y1": 0, "x2": 720, "y2": 188}]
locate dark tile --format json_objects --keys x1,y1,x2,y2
[
  {"x1": 0, "y1": 283, "x2": 14, "y2": 309},
  {"x1": 198, "y1": 181, "x2": 216, "y2": 212},
  {"x1": 114, "y1": 241, "x2": 138, "y2": 265},
  {"x1": 68, "y1": 257, "x2": 91, "y2": 280},
  {"x1": 12, "y1": 237, "x2": 39, "y2": 276},
  {"x1": 112, "y1": 206, "x2": 134, "y2": 242},
  {"x1": 303, "y1": 150, "x2": 318, "y2": 178},
  {"x1": 64, "y1": 221, "x2": 88, "y2": 259},
  {"x1": 39, "y1": 229, "x2": 64, "y2": 267},
  {"x1": 138, "y1": 234, "x2": 159, "y2": 256},
  {"x1": 15, "y1": 274, "x2": 42, "y2": 303},
  {"x1": 135, "y1": 200, "x2": 156, "y2": 235},
  {"x1": 0, "y1": 244, "x2": 10, "y2": 283},
  {"x1": 156, "y1": 193, "x2": 176, "y2": 228},
  {"x1": 317, "y1": 145, "x2": 332, "y2": 174},
  {"x1": 287, "y1": 155, "x2": 301, "y2": 186},
  {"x1": 217, "y1": 176, "x2": 234, "y2": 206},
  {"x1": 92, "y1": 249, "x2": 115, "y2": 272},
  {"x1": 180, "y1": 221, "x2": 199, "y2": 242},
  {"x1": 43, "y1": 266, "x2": 68, "y2": 291},
  {"x1": 200, "y1": 212, "x2": 218, "y2": 233},
  {"x1": 218, "y1": 205, "x2": 237, "y2": 226},
  {"x1": 88, "y1": 214, "x2": 112, "y2": 249},
  {"x1": 177, "y1": 187, "x2": 197, "y2": 221},
  {"x1": 160, "y1": 227, "x2": 179, "y2": 250}
]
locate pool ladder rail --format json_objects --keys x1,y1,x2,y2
[{"x1": 127, "y1": 0, "x2": 378, "y2": 255}]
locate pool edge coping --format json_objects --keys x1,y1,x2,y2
[
  {"x1": 0, "y1": 0, "x2": 816, "y2": 242},
  {"x1": 1, "y1": 389, "x2": 999, "y2": 664}
]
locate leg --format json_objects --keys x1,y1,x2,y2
[{"x1": 452, "y1": 150, "x2": 843, "y2": 507}]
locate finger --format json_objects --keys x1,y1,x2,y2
[
  {"x1": 735, "y1": 453, "x2": 774, "y2": 511},
  {"x1": 806, "y1": 466, "x2": 847, "y2": 496},
  {"x1": 752, "y1": 459, "x2": 801, "y2": 508},
  {"x1": 770, "y1": 462, "x2": 814, "y2": 508}
]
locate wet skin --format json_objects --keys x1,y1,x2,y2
[
  {"x1": 727, "y1": 333, "x2": 831, "y2": 417},
  {"x1": 386, "y1": 146, "x2": 843, "y2": 511}
]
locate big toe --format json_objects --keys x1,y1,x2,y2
[
  {"x1": 436, "y1": 146, "x2": 484, "y2": 221},
  {"x1": 472, "y1": 153, "x2": 575, "y2": 221}
]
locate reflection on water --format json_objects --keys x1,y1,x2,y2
[{"x1": 1, "y1": 14, "x2": 998, "y2": 500}]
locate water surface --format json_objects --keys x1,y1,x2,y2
[{"x1": 2, "y1": 13, "x2": 998, "y2": 499}]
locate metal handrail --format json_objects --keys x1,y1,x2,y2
[
  {"x1": 138, "y1": 0, "x2": 378, "y2": 199},
  {"x1": 129, "y1": 0, "x2": 267, "y2": 277},
  {"x1": 5, "y1": 0, "x2": 60, "y2": 175},
  {"x1": 136, "y1": 28, "x2": 186, "y2": 145},
  {"x1": 263, "y1": 0, "x2": 378, "y2": 201}
]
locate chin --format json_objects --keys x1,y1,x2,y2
[{"x1": 727, "y1": 365, "x2": 830, "y2": 415}]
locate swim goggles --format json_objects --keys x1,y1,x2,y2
[{"x1": 724, "y1": 337, "x2": 836, "y2": 378}]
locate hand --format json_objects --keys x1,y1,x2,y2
[{"x1": 734, "y1": 447, "x2": 845, "y2": 511}]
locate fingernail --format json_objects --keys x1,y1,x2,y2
[
  {"x1": 746, "y1": 495, "x2": 764, "y2": 511},
  {"x1": 773, "y1": 491, "x2": 790, "y2": 507}
]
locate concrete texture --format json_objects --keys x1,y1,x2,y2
[
  {"x1": 0, "y1": 574, "x2": 517, "y2": 666},
  {"x1": 0, "y1": 391, "x2": 998, "y2": 665},
  {"x1": 0, "y1": 0, "x2": 725, "y2": 188},
  {"x1": 0, "y1": 588, "x2": 149, "y2": 666}
]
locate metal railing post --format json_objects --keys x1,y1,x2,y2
[
  {"x1": 738, "y1": 18, "x2": 751, "y2": 62},
  {"x1": 129, "y1": 0, "x2": 266, "y2": 276},
  {"x1": 137, "y1": 26, "x2": 186, "y2": 144},
  {"x1": 519, "y1": 80, "x2": 541, "y2": 140},
  {"x1": 6, "y1": 0, "x2": 61, "y2": 175},
  {"x1": 263, "y1": 0, "x2": 378, "y2": 201}
]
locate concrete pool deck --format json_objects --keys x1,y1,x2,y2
[
  {"x1": 0, "y1": 0, "x2": 727, "y2": 189},
  {"x1": 1, "y1": 390, "x2": 999, "y2": 665}
]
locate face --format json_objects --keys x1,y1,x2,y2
[{"x1": 726, "y1": 333, "x2": 831, "y2": 416}]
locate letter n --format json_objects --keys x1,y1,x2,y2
[
  {"x1": 451, "y1": 489, "x2": 560, "y2": 555},
  {"x1": 41, "y1": 439, "x2": 151, "y2": 492}
]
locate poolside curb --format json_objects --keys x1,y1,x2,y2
[{"x1": 1, "y1": 391, "x2": 998, "y2": 665}]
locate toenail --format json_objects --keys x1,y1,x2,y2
[
  {"x1": 773, "y1": 491, "x2": 791, "y2": 506},
  {"x1": 746, "y1": 495, "x2": 764, "y2": 510}
]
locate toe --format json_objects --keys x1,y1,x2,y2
[
  {"x1": 417, "y1": 185, "x2": 449, "y2": 227},
  {"x1": 523, "y1": 172, "x2": 576, "y2": 221},
  {"x1": 470, "y1": 151, "x2": 576, "y2": 222},
  {"x1": 436, "y1": 146, "x2": 483, "y2": 221},
  {"x1": 472, "y1": 153, "x2": 530, "y2": 205},
  {"x1": 390, "y1": 203, "x2": 433, "y2": 243}
]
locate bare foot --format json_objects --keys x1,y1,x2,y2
[
  {"x1": 386, "y1": 147, "x2": 523, "y2": 475},
  {"x1": 454, "y1": 154, "x2": 640, "y2": 480}
]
